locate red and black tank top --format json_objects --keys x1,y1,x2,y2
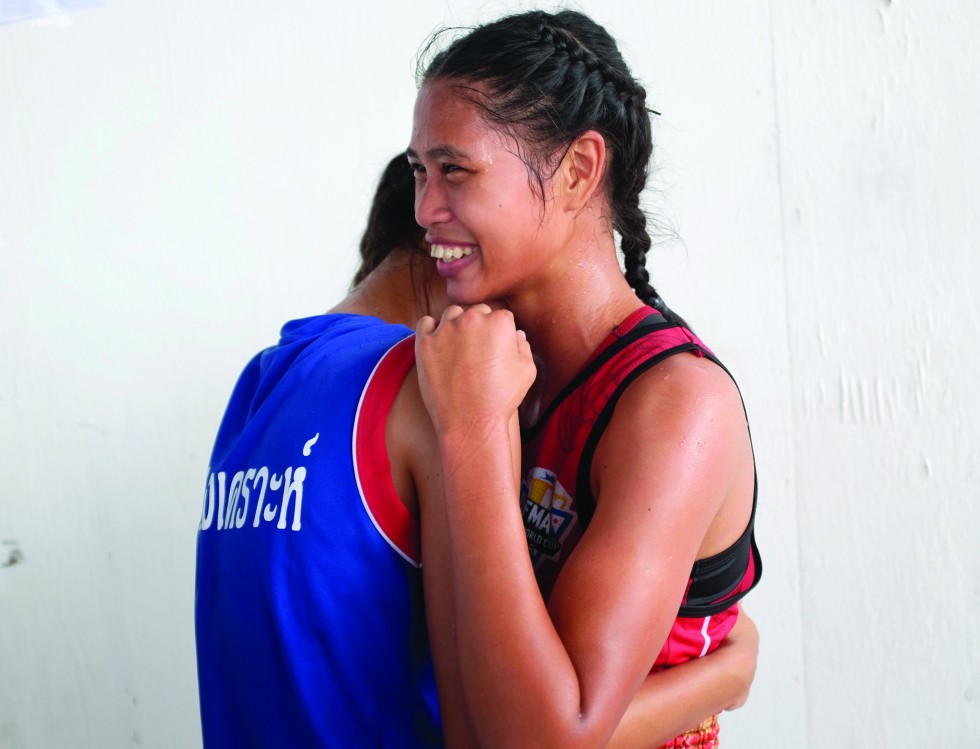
[{"x1": 519, "y1": 307, "x2": 762, "y2": 668}]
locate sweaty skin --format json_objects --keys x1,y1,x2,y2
[
  {"x1": 340, "y1": 254, "x2": 757, "y2": 748},
  {"x1": 409, "y1": 75, "x2": 756, "y2": 748}
]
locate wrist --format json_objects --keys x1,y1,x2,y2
[{"x1": 436, "y1": 413, "x2": 514, "y2": 448}]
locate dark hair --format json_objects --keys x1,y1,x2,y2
[
  {"x1": 420, "y1": 9, "x2": 686, "y2": 327},
  {"x1": 352, "y1": 154, "x2": 428, "y2": 287}
]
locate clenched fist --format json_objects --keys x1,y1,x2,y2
[{"x1": 415, "y1": 304, "x2": 536, "y2": 437}]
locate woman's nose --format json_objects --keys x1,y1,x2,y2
[{"x1": 415, "y1": 177, "x2": 452, "y2": 228}]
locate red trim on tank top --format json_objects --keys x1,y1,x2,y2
[{"x1": 352, "y1": 336, "x2": 421, "y2": 566}]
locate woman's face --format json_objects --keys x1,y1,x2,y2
[{"x1": 408, "y1": 78, "x2": 567, "y2": 306}]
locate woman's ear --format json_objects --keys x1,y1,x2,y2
[{"x1": 557, "y1": 130, "x2": 607, "y2": 213}]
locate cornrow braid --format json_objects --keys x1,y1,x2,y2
[
  {"x1": 612, "y1": 89, "x2": 690, "y2": 328},
  {"x1": 421, "y1": 10, "x2": 687, "y2": 327},
  {"x1": 620, "y1": 203, "x2": 687, "y2": 328}
]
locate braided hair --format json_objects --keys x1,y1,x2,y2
[{"x1": 420, "y1": 10, "x2": 686, "y2": 326}]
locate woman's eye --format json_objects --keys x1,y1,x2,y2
[
  {"x1": 442, "y1": 163, "x2": 463, "y2": 175},
  {"x1": 409, "y1": 162, "x2": 426, "y2": 175}
]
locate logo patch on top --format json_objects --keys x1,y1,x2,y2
[{"x1": 520, "y1": 467, "x2": 578, "y2": 564}]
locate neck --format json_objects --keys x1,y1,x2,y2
[
  {"x1": 507, "y1": 240, "x2": 644, "y2": 414},
  {"x1": 329, "y1": 250, "x2": 446, "y2": 328}
]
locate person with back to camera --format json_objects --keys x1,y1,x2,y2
[
  {"x1": 410, "y1": 9, "x2": 762, "y2": 749},
  {"x1": 194, "y1": 154, "x2": 758, "y2": 748}
]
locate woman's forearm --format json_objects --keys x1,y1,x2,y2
[{"x1": 608, "y1": 609, "x2": 758, "y2": 748}]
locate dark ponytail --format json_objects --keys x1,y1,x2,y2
[{"x1": 352, "y1": 154, "x2": 427, "y2": 288}]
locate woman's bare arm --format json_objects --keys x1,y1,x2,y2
[
  {"x1": 412, "y1": 306, "x2": 754, "y2": 748},
  {"x1": 392, "y1": 352, "x2": 757, "y2": 747},
  {"x1": 607, "y1": 609, "x2": 758, "y2": 748}
]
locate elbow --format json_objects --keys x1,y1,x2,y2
[{"x1": 486, "y1": 713, "x2": 610, "y2": 749}]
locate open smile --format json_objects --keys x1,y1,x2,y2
[{"x1": 430, "y1": 244, "x2": 477, "y2": 263}]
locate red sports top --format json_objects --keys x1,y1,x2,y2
[{"x1": 519, "y1": 307, "x2": 762, "y2": 669}]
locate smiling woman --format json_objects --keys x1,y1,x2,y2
[
  {"x1": 411, "y1": 9, "x2": 761, "y2": 749},
  {"x1": 407, "y1": 87, "x2": 569, "y2": 307}
]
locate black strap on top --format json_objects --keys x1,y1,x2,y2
[
  {"x1": 679, "y1": 483, "x2": 762, "y2": 617},
  {"x1": 571, "y1": 324, "x2": 762, "y2": 618},
  {"x1": 521, "y1": 311, "x2": 674, "y2": 442},
  {"x1": 572, "y1": 339, "x2": 702, "y2": 528}
]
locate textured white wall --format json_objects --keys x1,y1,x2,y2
[
  {"x1": 770, "y1": 2, "x2": 980, "y2": 745},
  {"x1": 0, "y1": 1, "x2": 976, "y2": 747}
]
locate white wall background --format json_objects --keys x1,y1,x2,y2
[{"x1": 1, "y1": 1, "x2": 977, "y2": 746}]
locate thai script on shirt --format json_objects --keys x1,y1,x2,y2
[{"x1": 199, "y1": 433, "x2": 319, "y2": 533}]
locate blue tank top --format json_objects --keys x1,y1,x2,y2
[{"x1": 195, "y1": 313, "x2": 442, "y2": 748}]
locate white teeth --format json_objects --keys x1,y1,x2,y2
[{"x1": 430, "y1": 244, "x2": 475, "y2": 262}]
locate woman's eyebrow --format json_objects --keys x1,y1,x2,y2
[{"x1": 406, "y1": 145, "x2": 472, "y2": 161}]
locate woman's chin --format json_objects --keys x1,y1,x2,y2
[{"x1": 446, "y1": 281, "x2": 489, "y2": 307}]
